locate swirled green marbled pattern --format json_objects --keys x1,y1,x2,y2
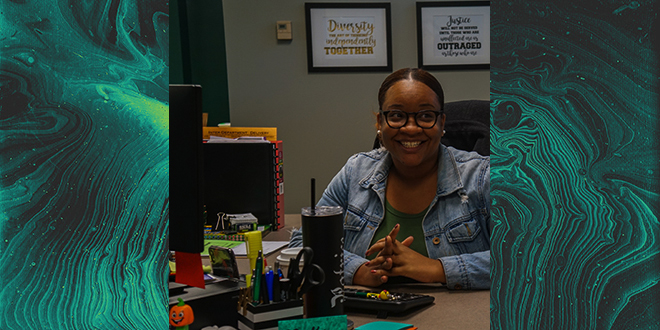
[
  {"x1": 1, "y1": 0, "x2": 169, "y2": 329},
  {"x1": 491, "y1": 1, "x2": 659, "y2": 329}
]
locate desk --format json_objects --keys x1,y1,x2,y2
[{"x1": 237, "y1": 214, "x2": 490, "y2": 329}]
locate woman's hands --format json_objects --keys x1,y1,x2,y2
[{"x1": 353, "y1": 224, "x2": 446, "y2": 287}]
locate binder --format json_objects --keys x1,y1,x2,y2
[
  {"x1": 202, "y1": 142, "x2": 282, "y2": 230},
  {"x1": 273, "y1": 140, "x2": 284, "y2": 230}
]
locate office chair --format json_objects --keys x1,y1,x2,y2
[{"x1": 373, "y1": 100, "x2": 490, "y2": 156}]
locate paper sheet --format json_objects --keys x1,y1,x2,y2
[{"x1": 231, "y1": 241, "x2": 289, "y2": 257}]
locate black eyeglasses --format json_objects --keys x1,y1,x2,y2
[{"x1": 380, "y1": 110, "x2": 442, "y2": 129}]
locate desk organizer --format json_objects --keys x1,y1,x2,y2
[{"x1": 237, "y1": 299, "x2": 303, "y2": 330}]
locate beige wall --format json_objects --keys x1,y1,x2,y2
[{"x1": 222, "y1": 0, "x2": 489, "y2": 214}]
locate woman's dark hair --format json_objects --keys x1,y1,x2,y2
[{"x1": 377, "y1": 68, "x2": 445, "y2": 112}]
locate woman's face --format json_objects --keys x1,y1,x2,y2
[{"x1": 377, "y1": 79, "x2": 445, "y2": 170}]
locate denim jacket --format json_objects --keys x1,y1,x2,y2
[{"x1": 291, "y1": 145, "x2": 490, "y2": 290}]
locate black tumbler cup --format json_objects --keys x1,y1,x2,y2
[{"x1": 301, "y1": 206, "x2": 344, "y2": 317}]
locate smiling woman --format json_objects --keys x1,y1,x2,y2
[{"x1": 291, "y1": 68, "x2": 491, "y2": 290}]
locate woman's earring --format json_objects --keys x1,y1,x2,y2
[
  {"x1": 377, "y1": 129, "x2": 382, "y2": 136},
  {"x1": 443, "y1": 129, "x2": 446, "y2": 135}
]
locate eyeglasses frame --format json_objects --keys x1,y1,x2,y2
[{"x1": 379, "y1": 110, "x2": 443, "y2": 129}]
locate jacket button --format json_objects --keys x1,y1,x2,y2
[
  {"x1": 433, "y1": 237, "x2": 441, "y2": 245},
  {"x1": 454, "y1": 284, "x2": 462, "y2": 290}
]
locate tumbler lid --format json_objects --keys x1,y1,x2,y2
[{"x1": 301, "y1": 206, "x2": 343, "y2": 216}]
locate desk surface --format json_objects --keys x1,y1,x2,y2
[{"x1": 237, "y1": 214, "x2": 490, "y2": 330}]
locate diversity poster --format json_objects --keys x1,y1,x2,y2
[{"x1": 305, "y1": 3, "x2": 391, "y2": 72}]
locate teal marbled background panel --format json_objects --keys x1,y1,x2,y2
[
  {"x1": 0, "y1": 0, "x2": 169, "y2": 329},
  {"x1": 490, "y1": 1, "x2": 659, "y2": 329}
]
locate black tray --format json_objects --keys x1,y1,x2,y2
[{"x1": 344, "y1": 288, "x2": 434, "y2": 319}]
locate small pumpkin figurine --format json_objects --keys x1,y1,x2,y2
[{"x1": 170, "y1": 298, "x2": 194, "y2": 330}]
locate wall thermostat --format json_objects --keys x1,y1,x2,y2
[{"x1": 277, "y1": 21, "x2": 292, "y2": 40}]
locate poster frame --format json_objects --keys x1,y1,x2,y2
[
  {"x1": 416, "y1": 1, "x2": 490, "y2": 70},
  {"x1": 305, "y1": 2, "x2": 392, "y2": 73}
]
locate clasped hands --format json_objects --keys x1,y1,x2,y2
[{"x1": 354, "y1": 223, "x2": 446, "y2": 287}]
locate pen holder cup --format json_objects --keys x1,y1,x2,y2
[{"x1": 237, "y1": 300, "x2": 304, "y2": 330}]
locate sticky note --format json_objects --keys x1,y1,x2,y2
[{"x1": 279, "y1": 315, "x2": 347, "y2": 330}]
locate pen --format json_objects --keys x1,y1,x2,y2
[
  {"x1": 253, "y1": 250, "x2": 263, "y2": 304},
  {"x1": 250, "y1": 270, "x2": 256, "y2": 301},
  {"x1": 260, "y1": 274, "x2": 270, "y2": 304},
  {"x1": 274, "y1": 260, "x2": 281, "y2": 278},
  {"x1": 272, "y1": 270, "x2": 281, "y2": 302},
  {"x1": 265, "y1": 267, "x2": 274, "y2": 302}
]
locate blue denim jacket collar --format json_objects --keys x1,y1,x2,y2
[{"x1": 358, "y1": 145, "x2": 464, "y2": 197}]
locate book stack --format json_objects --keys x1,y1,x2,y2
[
  {"x1": 204, "y1": 233, "x2": 246, "y2": 241},
  {"x1": 203, "y1": 126, "x2": 277, "y2": 141}
]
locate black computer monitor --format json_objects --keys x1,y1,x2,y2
[{"x1": 169, "y1": 84, "x2": 205, "y2": 253}]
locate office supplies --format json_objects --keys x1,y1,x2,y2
[
  {"x1": 344, "y1": 288, "x2": 434, "y2": 319},
  {"x1": 204, "y1": 232, "x2": 246, "y2": 241},
  {"x1": 253, "y1": 250, "x2": 264, "y2": 304},
  {"x1": 202, "y1": 126, "x2": 277, "y2": 141},
  {"x1": 237, "y1": 299, "x2": 303, "y2": 330},
  {"x1": 279, "y1": 278, "x2": 290, "y2": 301},
  {"x1": 232, "y1": 240, "x2": 288, "y2": 257},
  {"x1": 272, "y1": 270, "x2": 282, "y2": 302},
  {"x1": 273, "y1": 140, "x2": 285, "y2": 230},
  {"x1": 203, "y1": 142, "x2": 283, "y2": 230},
  {"x1": 237, "y1": 287, "x2": 251, "y2": 316},
  {"x1": 287, "y1": 247, "x2": 325, "y2": 300},
  {"x1": 208, "y1": 136, "x2": 270, "y2": 143},
  {"x1": 222, "y1": 212, "x2": 258, "y2": 232},
  {"x1": 260, "y1": 275, "x2": 270, "y2": 305},
  {"x1": 204, "y1": 239, "x2": 241, "y2": 251},
  {"x1": 265, "y1": 267, "x2": 274, "y2": 302},
  {"x1": 244, "y1": 231, "x2": 262, "y2": 288}
]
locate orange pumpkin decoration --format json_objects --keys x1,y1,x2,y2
[{"x1": 170, "y1": 298, "x2": 194, "y2": 328}]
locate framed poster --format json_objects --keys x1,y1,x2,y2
[
  {"x1": 417, "y1": 1, "x2": 490, "y2": 70},
  {"x1": 305, "y1": 3, "x2": 392, "y2": 73}
]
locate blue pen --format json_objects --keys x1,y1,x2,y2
[
  {"x1": 265, "y1": 267, "x2": 274, "y2": 302},
  {"x1": 274, "y1": 260, "x2": 282, "y2": 278}
]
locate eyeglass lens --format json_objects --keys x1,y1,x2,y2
[{"x1": 386, "y1": 110, "x2": 438, "y2": 128}]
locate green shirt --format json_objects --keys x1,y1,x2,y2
[{"x1": 368, "y1": 199, "x2": 428, "y2": 259}]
